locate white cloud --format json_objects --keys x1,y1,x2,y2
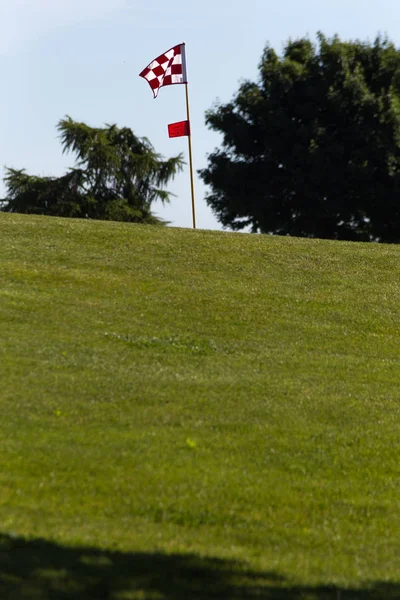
[{"x1": 0, "y1": 0, "x2": 127, "y2": 54}]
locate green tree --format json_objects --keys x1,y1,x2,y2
[
  {"x1": 2, "y1": 117, "x2": 184, "y2": 224},
  {"x1": 200, "y1": 34, "x2": 400, "y2": 242}
]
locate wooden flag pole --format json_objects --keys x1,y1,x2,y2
[
  {"x1": 140, "y1": 43, "x2": 196, "y2": 228},
  {"x1": 184, "y1": 82, "x2": 196, "y2": 229}
]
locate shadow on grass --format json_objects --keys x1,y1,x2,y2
[{"x1": 0, "y1": 532, "x2": 399, "y2": 599}]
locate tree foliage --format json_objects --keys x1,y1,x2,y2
[
  {"x1": 2, "y1": 117, "x2": 184, "y2": 224},
  {"x1": 200, "y1": 34, "x2": 400, "y2": 242}
]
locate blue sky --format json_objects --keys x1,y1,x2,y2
[{"x1": 1, "y1": 0, "x2": 400, "y2": 230}]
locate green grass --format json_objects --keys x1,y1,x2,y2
[{"x1": 2, "y1": 212, "x2": 400, "y2": 599}]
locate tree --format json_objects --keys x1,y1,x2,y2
[
  {"x1": 2, "y1": 117, "x2": 184, "y2": 224},
  {"x1": 200, "y1": 34, "x2": 400, "y2": 242}
]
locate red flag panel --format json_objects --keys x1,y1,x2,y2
[{"x1": 168, "y1": 120, "x2": 190, "y2": 138}]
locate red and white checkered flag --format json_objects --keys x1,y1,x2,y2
[{"x1": 139, "y1": 43, "x2": 187, "y2": 98}]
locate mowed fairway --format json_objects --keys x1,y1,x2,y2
[{"x1": 1, "y1": 212, "x2": 400, "y2": 599}]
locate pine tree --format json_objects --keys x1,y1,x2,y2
[{"x1": 2, "y1": 117, "x2": 184, "y2": 224}]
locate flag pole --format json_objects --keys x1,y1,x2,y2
[
  {"x1": 185, "y1": 83, "x2": 196, "y2": 229},
  {"x1": 181, "y1": 43, "x2": 196, "y2": 230}
]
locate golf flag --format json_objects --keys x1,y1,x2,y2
[
  {"x1": 139, "y1": 43, "x2": 196, "y2": 229},
  {"x1": 139, "y1": 43, "x2": 187, "y2": 98},
  {"x1": 168, "y1": 120, "x2": 190, "y2": 138}
]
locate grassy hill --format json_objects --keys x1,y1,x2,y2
[{"x1": 2, "y1": 212, "x2": 400, "y2": 599}]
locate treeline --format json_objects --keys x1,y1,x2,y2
[{"x1": 4, "y1": 34, "x2": 400, "y2": 242}]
